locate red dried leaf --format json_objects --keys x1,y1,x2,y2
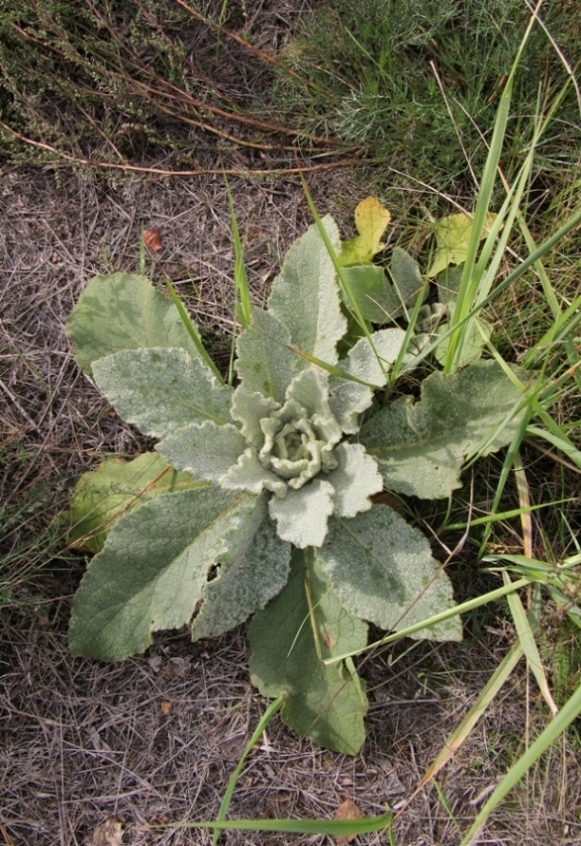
[{"x1": 143, "y1": 228, "x2": 162, "y2": 251}]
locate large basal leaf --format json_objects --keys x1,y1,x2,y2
[
  {"x1": 191, "y1": 515, "x2": 291, "y2": 640},
  {"x1": 235, "y1": 307, "x2": 303, "y2": 404},
  {"x1": 92, "y1": 348, "x2": 233, "y2": 439},
  {"x1": 316, "y1": 506, "x2": 462, "y2": 641},
  {"x1": 249, "y1": 550, "x2": 368, "y2": 754},
  {"x1": 69, "y1": 487, "x2": 263, "y2": 661},
  {"x1": 66, "y1": 273, "x2": 202, "y2": 376},
  {"x1": 267, "y1": 216, "x2": 346, "y2": 366},
  {"x1": 67, "y1": 452, "x2": 202, "y2": 553},
  {"x1": 360, "y1": 361, "x2": 525, "y2": 499}
]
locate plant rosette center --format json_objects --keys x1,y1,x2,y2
[
  {"x1": 153, "y1": 363, "x2": 386, "y2": 550},
  {"x1": 259, "y1": 398, "x2": 341, "y2": 489}
]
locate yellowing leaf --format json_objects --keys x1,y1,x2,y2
[
  {"x1": 340, "y1": 197, "x2": 391, "y2": 266},
  {"x1": 67, "y1": 452, "x2": 201, "y2": 553},
  {"x1": 427, "y1": 212, "x2": 498, "y2": 278}
]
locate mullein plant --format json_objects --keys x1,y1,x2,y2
[{"x1": 66, "y1": 199, "x2": 525, "y2": 753}]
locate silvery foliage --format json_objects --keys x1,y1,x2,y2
[{"x1": 65, "y1": 216, "x2": 524, "y2": 753}]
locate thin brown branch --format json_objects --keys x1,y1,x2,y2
[{"x1": 0, "y1": 122, "x2": 367, "y2": 176}]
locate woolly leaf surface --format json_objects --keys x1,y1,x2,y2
[
  {"x1": 66, "y1": 273, "x2": 201, "y2": 376},
  {"x1": 157, "y1": 421, "x2": 246, "y2": 482},
  {"x1": 191, "y1": 512, "x2": 291, "y2": 640},
  {"x1": 235, "y1": 307, "x2": 302, "y2": 403},
  {"x1": 92, "y1": 348, "x2": 233, "y2": 439},
  {"x1": 360, "y1": 361, "x2": 525, "y2": 499},
  {"x1": 268, "y1": 216, "x2": 346, "y2": 366},
  {"x1": 316, "y1": 506, "x2": 462, "y2": 641},
  {"x1": 249, "y1": 550, "x2": 368, "y2": 754},
  {"x1": 69, "y1": 487, "x2": 262, "y2": 661}
]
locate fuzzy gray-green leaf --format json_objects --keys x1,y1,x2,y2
[
  {"x1": 329, "y1": 328, "x2": 407, "y2": 433},
  {"x1": 92, "y1": 348, "x2": 233, "y2": 439},
  {"x1": 69, "y1": 487, "x2": 262, "y2": 661},
  {"x1": 360, "y1": 361, "x2": 525, "y2": 499},
  {"x1": 316, "y1": 506, "x2": 462, "y2": 641},
  {"x1": 268, "y1": 216, "x2": 346, "y2": 366},
  {"x1": 66, "y1": 273, "x2": 202, "y2": 376},
  {"x1": 157, "y1": 421, "x2": 247, "y2": 482},
  {"x1": 249, "y1": 550, "x2": 368, "y2": 754},
  {"x1": 325, "y1": 443, "x2": 383, "y2": 518},
  {"x1": 268, "y1": 479, "x2": 335, "y2": 549},
  {"x1": 191, "y1": 512, "x2": 291, "y2": 640},
  {"x1": 390, "y1": 247, "x2": 425, "y2": 311},
  {"x1": 235, "y1": 307, "x2": 302, "y2": 403}
]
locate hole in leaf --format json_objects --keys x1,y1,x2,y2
[{"x1": 207, "y1": 563, "x2": 221, "y2": 582}]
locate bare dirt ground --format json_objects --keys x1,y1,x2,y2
[{"x1": 1, "y1": 166, "x2": 580, "y2": 846}]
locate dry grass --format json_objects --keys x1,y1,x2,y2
[{"x1": 3, "y1": 593, "x2": 578, "y2": 846}]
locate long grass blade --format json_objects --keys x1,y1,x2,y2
[
  {"x1": 163, "y1": 277, "x2": 223, "y2": 382},
  {"x1": 211, "y1": 696, "x2": 284, "y2": 845},
  {"x1": 409, "y1": 642, "x2": 524, "y2": 796},
  {"x1": 503, "y1": 573, "x2": 558, "y2": 716},
  {"x1": 172, "y1": 811, "x2": 394, "y2": 836},
  {"x1": 460, "y1": 681, "x2": 581, "y2": 845},
  {"x1": 225, "y1": 178, "x2": 252, "y2": 330}
]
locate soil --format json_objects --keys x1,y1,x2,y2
[{"x1": 1, "y1": 3, "x2": 581, "y2": 844}]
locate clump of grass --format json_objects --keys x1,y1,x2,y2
[
  {"x1": 0, "y1": 463, "x2": 72, "y2": 609},
  {"x1": 270, "y1": 0, "x2": 581, "y2": 196}
]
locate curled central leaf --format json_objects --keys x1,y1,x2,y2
[{"x1": 259, "y1": 396, "x2": 341, "y2": 490}]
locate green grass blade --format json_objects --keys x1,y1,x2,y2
[
  {"x1": 163, "y1": 277, "x2": 224, "y2": 382},
  {"x1": 503, "y1": 573, "x2": 558, "y2": 715},
  {"x1": 527, "y1": 423, "x2": 581, "y2": 469},
  {"x1": 413, "y1": 204, "x2": 581, "y2": 371},
  {"x1": 212, "y1": 696, "x2": 284, "y2": 845},
  {"x1": 442, "y1": 500, "x2": 572, "y2": 531},
  {"x1": 443, "y1": 73, "x2": 514, "y2": 371},
  {"x1": 460, "y1": 681, "x2": 581, "y2": 845},
  {"x1": 413, "y1": 642, "x2": 523, "y2": 792},
  {"x1": 172, "y1": 811, "x2": 394, "y2": 836},
  {"x1": 225, "y1": 178, "x2": 252, "y2": 331},
  {"x1": 443, "y1": 1, "x2": 547, "y2": 372}
]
